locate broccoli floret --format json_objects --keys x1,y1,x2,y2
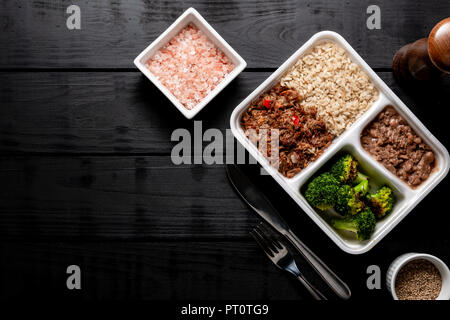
[
  {"x1": 330, "y1": 154, "x2": 371, "y2": 187},
  {"x1": 353, "y1": 171, "x2": 370, "y2": 185},
  {"x1": 353, "y1": 178, "x2": 369, "y2": 196},
  {"x1": 335, "y1": 184, "x2": 366, "y2": 216},
  {"x1": 330, "y1": 154, "x2": 358, "y2": 183},
  {"x1": 305, "y1": 173, "x2": 339, "y2": 211},
  {"x1": 332, "y1": 208, "x2": 376, "y2": 240},
  {"x1": 366, "y1": 186, "x2": 394, "y2": 219}
]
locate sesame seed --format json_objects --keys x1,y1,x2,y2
[{"x1": 395, "y1": 259, "x2": 442, "y2": 300}]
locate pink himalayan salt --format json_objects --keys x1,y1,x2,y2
[{"x1": 146, "y1": 24, "x2": 235, "y2": 110}]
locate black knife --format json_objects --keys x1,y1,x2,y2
[{"x1": 226, "y1": 164, "x2": 351, "y2": 300}]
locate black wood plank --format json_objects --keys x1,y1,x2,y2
[
  {"x1": 0, "y1": 241, "x2": 306, "y2": 299},
  {"x1": 1, "y1": 71, "x2": 449, "y2": 154},
  {"x1": 0, "y1": 154, "x2": 449, "y2": 248},
  {"x1": 0, "y1": 240, "x2": 357, "y2": 300},
  {"x1": 1, "y1": 237, "x2": 449, "y2": 299},
  {"x1": 1, "y1": 0, "x2": 449, "y2": 68},
  {"x1": 0, "y1": 156, "x2": 255, "y2": 240},
  {"x1": 0, "y1": 71, "x2": 264, "y2": 154}
]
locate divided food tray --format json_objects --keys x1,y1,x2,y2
[{"x1": 230, "y1": 31, "x2": 450, "y2": 254}]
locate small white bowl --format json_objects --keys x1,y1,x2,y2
[
  {"x1": 134, "y1": 7, "x2": 247, "y2": 119},
  {"x1": 386, "y1": 253, "x2": 450, "y2": 300}
]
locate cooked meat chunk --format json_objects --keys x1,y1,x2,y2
[{"x1": 361, "y1": 106, "x2": 436, "y2": 188}]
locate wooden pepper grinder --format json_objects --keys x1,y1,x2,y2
[{"x1": 393, "y1": 17, "x2": 450, "y2": 82}]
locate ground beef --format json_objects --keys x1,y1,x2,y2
[
  {"x1": 240, "y1": 84, "x2": 334, "y2": 178},
  {"x1": 361, "y1": 106, "x2": 436, "y2": 188}
]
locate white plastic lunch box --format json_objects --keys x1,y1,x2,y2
[
  {"x1": 230, "y1": 31, "x2": 450, "y2": 254},
  {"x1": 134, "y1": 7, "x2": 247, "y2": 119}
]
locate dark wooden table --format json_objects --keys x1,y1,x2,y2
[{"x1": 1, "y1": 0, "x2": 449, "y2": 301}]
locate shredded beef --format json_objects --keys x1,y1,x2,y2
[{"x1": 240, "y1": 84, "x2": 334, "y2": 178}]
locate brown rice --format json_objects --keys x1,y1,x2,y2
[{"x1": 280, "y1": 41, "x2": 378, "y2": 136}]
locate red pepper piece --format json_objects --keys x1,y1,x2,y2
[
  {"x1": 263, "y1": 99, "x2": 271, "y2": 108},
  {"x1": 292, "y1": 115, "x2": 300, "y2": 126}
]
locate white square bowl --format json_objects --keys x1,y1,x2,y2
[
  {"x1": 230, "y1": 31, "x2": 450, "y2": 254},
  {"x1": 134, "y1": 7, "x2": 247, "y2": 119}
]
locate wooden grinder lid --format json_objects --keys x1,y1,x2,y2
[{"x1": 428, "y1": 17, "x2": 450, "y2": 73}]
